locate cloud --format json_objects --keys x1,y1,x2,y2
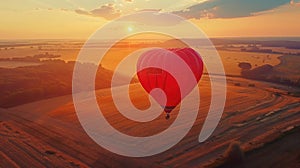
[
  {"x1": 60, "y1": 8, "x2": 69, "y2": 12},
  {"x1": 138, "y1": 9, "x2": 161, "y2": 12},
  {"x1": 34, "y1": 7, "x2": 69, "y2": 12},
  {"x1": 75, "y1": 4, "x2": 121, "y2": 20},
  {"x1": 290, "y1": 0, "x2": 300, "y2": 6},
  {"x1": 121, "y1": 11, "x2": 183, "y2": 26},
  {"x1": 173, "y1": 0, "x2": 291, "y2": 19}
]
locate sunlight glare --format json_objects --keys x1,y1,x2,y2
[{"x1": 127, "y1": 26, "x2": 133, "y2": 32}]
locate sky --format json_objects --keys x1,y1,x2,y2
[{"x1": 0, "y1": 0, "x2": 299, "y2": 39}]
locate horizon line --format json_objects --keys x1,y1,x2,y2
[{"x1": 1, "y1": 36, "x2": 300, "y2": 41}]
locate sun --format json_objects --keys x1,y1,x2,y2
[{"x1": 127, "y1": 26, "x2": 133, "y2": 32}]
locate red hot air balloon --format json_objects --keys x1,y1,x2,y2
[{"x1": 137, "y1": 48, "x2": 203, "y2": 119}]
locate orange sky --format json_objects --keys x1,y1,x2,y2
[{"x1": 0, "y1": 1, "x2": 299, "y2": 39}]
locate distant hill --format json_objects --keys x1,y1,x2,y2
[{"x1": 0, "y1": 60, "x2": 134, "y2": 108}]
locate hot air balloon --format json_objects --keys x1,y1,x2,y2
[{"x1": 137, "y1": 48, "x2": 203, "y2": 119}]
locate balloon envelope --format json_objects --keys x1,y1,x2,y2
[{"x1": 137, "y1": 48, "x2": 203, "y2": 113}]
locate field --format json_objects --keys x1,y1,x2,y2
[
  {"x1": 0, "y1": 75, "x2": 299, "y2": 167},
  {"x1": 0, "y1": 40, "x2": 296, "y2": 77},
  {"x1": 217, "y1": 50, "x2": 281, "y2": 76},
  {"x1": 0, "y1": 39, "x2": 299, "y2": 167}
]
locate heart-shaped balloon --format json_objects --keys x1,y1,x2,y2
[{"x1": 137, "y1": 48, "x2": 203, "y2": 119}]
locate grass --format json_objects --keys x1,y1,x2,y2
[
  {"x1": 223, "y1": 141, "x2": 245, "y2": 166},
  {"x1": 206, "y1": 141, "x2": 245, "y2": 168}
]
